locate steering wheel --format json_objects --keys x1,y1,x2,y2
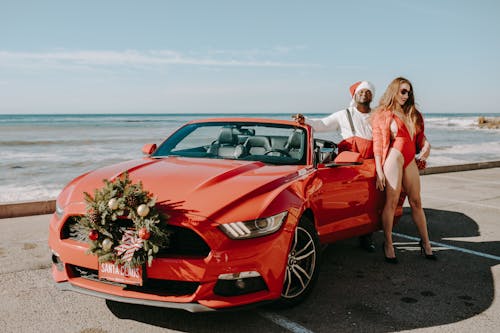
[{"x1": 264, "y1": 149, "x2": 291, "y2": 157}]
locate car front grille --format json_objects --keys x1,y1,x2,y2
[
  {"x1": 157, "y1": 225, "x2": 210, "y2": 257},
  {"x1": 61, "y1": 216, "x2": 211, "y2": 258},
  {"x1": 70, "y1": 265, "x2": 200, "y2": 296}
]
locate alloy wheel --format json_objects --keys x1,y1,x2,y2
[{"x1": 282, "y1": 225, "x2": 317, "y2": 299}]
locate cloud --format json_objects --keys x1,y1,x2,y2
[
  {"x1": 206, "y1": 45, "x2": 307, "y2": 57},
  {"x1": 0, "y1": 49, "x2": 318, "y2": 71}
]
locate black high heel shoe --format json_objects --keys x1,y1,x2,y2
[
  {"x1": 419, "y1": 239, "x2": 437, "y2": 260},
  {"x1": 383, "y1": 242, "x2": 398, "y2": 264}
]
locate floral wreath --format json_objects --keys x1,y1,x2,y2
[{"x1": 77, "y1": 172, "x2": 171, "y2": 268}]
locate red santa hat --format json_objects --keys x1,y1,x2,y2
[{"x1": 349, "y1": 81, "x2": 375, "y2": 107}]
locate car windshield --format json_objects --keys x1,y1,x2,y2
[{"x1": 152, "y1": 121, "x2": 307, "y2": 165}]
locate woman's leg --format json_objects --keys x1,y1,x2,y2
[
  {"x1": 382, "y1": 149, "x2": 404, "y2": 258},
  {"x1": 402, "y1": 160, "x2": 434, "y2": 255}
]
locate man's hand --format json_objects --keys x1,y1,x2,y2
[{"x1": 292, "y1": 113, "x2": 305, "y2": 125}]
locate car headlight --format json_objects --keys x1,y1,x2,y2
[
  {"x1": 55, "y1": 201, "x2": 64, "y2": 218},
  {"x1": 218, "y1": 211, "x2": 288, "y2": 240}
]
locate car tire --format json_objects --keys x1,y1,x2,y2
[{"x1": 274, "y1": 215, "x2": 320, "y2": 308}]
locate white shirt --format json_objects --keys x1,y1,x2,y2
[{"x1": 305, "y1": 107, "x2": 372, "y2": 140}]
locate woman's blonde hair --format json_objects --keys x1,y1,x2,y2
[{"x1": 377, "y1": 77, "x2": 422, "y2": 136}]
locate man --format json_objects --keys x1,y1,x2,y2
[
  {"x1": 293, "y1": 80, "x2": 376, "y2": 252},
  {"x1": 294, "y1": 80, "x2": 374, "y2": 158}
]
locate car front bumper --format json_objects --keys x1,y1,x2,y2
[{"x1": 48, "y1": 212, "x2": 295, "y2": 311}]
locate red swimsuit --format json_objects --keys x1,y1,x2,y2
[{"x1": 390, "y1": 115, "x2": 415, "y2": 168}]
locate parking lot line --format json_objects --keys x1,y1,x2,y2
[
  {"x1": 393, "y1": 232, "x2": 500, "y2": 261},
  {"x1": 259, "y1": 311, "x2": 315, "y2": 333}
]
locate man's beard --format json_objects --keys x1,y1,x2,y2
[{"x1": 357, "y1": 100, "x2": 371, "y2": 107}]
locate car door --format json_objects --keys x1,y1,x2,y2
[{"x1": 311, "y1": 159, "x2": 383, "y2": 242}]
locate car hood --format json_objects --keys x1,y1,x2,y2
[{"x1": 58, "y1": 157, "x2": 305, "y2": 222}]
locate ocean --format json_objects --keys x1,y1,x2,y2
[{"x1": 1, "y1": 113, "x2": 500, "y2": 203}]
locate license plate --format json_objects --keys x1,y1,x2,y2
[{"x1": 98, "y1": 262, "x2": 143, "y2": 286}]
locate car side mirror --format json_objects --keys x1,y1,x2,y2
[{"x1": 142, "y1": 143, "x2": 157, "y2": 155}]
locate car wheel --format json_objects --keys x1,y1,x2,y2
[{"x1": 276, "y1": 216, "x2": 320, "y2": 307}]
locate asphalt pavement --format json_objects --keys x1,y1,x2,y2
[{"x1": 1, "y1": 167, "x2": 499, "y2": 333}]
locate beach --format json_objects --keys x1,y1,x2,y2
[{"x1": 1, "y1": 113, "x2": 500, "y2": 203}]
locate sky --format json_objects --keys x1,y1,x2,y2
[{"x1": 1, "y1": 0, "x2": 499, "y2": 114}]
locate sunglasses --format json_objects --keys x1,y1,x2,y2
[{"x1": 400, "y1": 89, "x2": 412, "y2": 96}]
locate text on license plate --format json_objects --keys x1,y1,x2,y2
[{"x1": 98, "y1": 262, "x2": 143, "y2": 286}]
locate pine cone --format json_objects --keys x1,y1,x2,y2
[
  {"x1": 88, "y1": 212, "x2": 100, "y2": 225},
  {"x1": 126, "y1": 195, "x2": 139, "y2": 207}
]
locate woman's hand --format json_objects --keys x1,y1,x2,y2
[
  {"x1": 374, "y1": 156, "x2": 385, "y2": 191},
  {"x1": 416, "y1": 158, "x2": 427, "y2": 170},
  {"x1": 416, "y1": 140, "x2": 430, "y2": 170},
  {"x1": 419, "y1": 139, "x2": 431, "y2": 160},
  {"x1": 376, "y1": 169, "x2": 386, "y2": 191}
]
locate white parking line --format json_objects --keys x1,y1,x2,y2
[
  {"x1": 259, "y1": 311, "x2": 315, "y2": 333},
  {"x1": 393, "y1": 232, "x2": 500, "y2": 261}
]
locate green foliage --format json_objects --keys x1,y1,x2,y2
[{"x1": 77, "y1": 172, "x2": 171, "y2": 268}]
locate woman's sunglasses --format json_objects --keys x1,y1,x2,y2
[{"x1": 400, "y1": 89, "x2": 412, "y2": 96}]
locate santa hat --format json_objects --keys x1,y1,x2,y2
[{"x1": 349, "y1": 81, "x2": 375, "y2": 107}]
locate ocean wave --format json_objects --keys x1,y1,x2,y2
[
  {"x1": 425, "y1": 117, "x2": 477, "y2": 129},
  {"x1": 0, "y1": 139, "x2": 118, "y2": 147},
  {"x1": 429, "y1": 145, "x2": 453, "y2": 151},
  {"x1": 0, "y1": 183, "x2": 60, "y2": 202},
  {"x1": 427, "y1": 156, "x2": 471, "y2": 166},
  {"x1": 427, "y1": 141, "x2": 500, "y2": 167},
  {"x1": 433, "y1": 141, "x2": 500, "y2": 156}
]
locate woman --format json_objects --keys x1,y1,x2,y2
[{"x1": 371, "y1": 77, "x2": 435, "y2": 263}]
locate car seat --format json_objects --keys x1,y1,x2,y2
[
  {"x1": 243, "y1": 136, "x2": 271, "y2": 155},
  {"x1": 284, "y1": 130, "x2": 303, "y2": 159},
  {"x1": 208, "y1": 127, "x2": 241, "y2": 158}
]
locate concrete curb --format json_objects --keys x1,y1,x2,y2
[
  {"x1": 0, "y1": 199, "x2": 56, "y2": 219},
  {"x1": 1, "y1": 160, "x2": 500, "y2": 219},
  {"x1": 420, "y1": 160, "x2": 500, "y2": 175}
]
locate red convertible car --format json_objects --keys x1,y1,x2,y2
[{"x1": 49, "y1": 117, "x2": 402, "y2": 312}]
